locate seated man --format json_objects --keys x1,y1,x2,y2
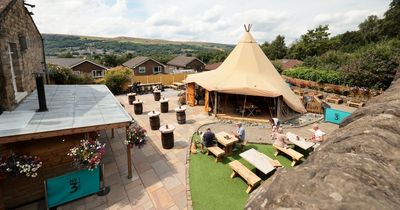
[
  {"x1": 310, "y1": 123, "x2": 325, "y2": 142},
  {"x1": 201, "y1": 128, "x2": 216, "y2": 151},
  {"x1": 232, "y1": 123, "x2": 246, "y2": 151},
  {"x1": 273, "y1": 128, "x2": 290, "y2": 148}
]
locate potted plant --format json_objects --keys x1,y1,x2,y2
[
  {"x1": 0, "y1": 152, "x2": 42, "y2": 178},
  {"x1": 126, "y1": 124, "x2": 147, "y2": 148},
  {"x1": 68, "y1": 139, "x2": 106, "y2": 170}
]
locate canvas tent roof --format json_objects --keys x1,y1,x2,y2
[{"x1": 185, "y1": 31, "x2": 306, "y2": 113}]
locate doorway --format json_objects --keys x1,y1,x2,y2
[{"x1": 8, "y1": 43, "x2": 27, "y2": 103}]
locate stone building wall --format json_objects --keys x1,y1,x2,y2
[{"x1": 0, "y1": 0, "x2": 44, "y2": 111}]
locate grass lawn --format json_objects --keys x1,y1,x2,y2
[{"x1": 189, "y1": 134, "x2": 295, "y2": 210}]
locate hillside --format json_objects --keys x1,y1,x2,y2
[{"x1": 42, "y1": 34, "x2": 233, "y2": 57}]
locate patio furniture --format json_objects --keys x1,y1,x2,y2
[
  {"x1": 229, "y1": 160, "x2": 261, "y2": 193},
  {"x1": 215, "y1": 131, "x2": 239, "y2": 156},
  {"x1": 159, "y1": 125, "x2": 175, "y2": 149},
  {"x1": 133, "y1": 99, "x2": 143, "y2": 115},
  {"x1": 294, "y1": 89, "x2": 306, "y2": 96},
  {"x1": 127, "y1": 93, "x2": 136, "y2": 105},
  {"x1": 273, "y1": 145, "x2": 304, "y2": 166},
  {"x1": 153, "y1": 89, "x2": 161, "y2": 101},
  {"x1": 308, "y1": 91, "x2": 323, "y2": 99},
  {"x1": 148, "y1": 111, "x2": 160, "y2": 130},
  {"x1": 207, "y1": 146, "x2": 225, "y2": 162},
  {"x1": 346, "y1": 100, "x2": 364, "y2": 108},
  {"x1": 160, "y1": 98, "x2": 169, "y2": 113},
  {"x1": 286, "y1": 132, "x2": 315, "y2": 151},
  {"x1": 175, "y1": 106, "x2": 186, "y2": 124},
  {"x1": 239, "y1": 148, "x2": 277, "y2": 175},
  {"x1": 326, "y1": 96, "x2": 343, "y2": 104}
]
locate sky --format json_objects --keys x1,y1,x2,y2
[{"x1": 28, "y1": 0, "x2": 391, "y2": 44}]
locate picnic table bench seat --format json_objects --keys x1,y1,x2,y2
[
  {"x1": 346, "y1": 100, "x2": 364, "y2": 108},
  {"x1": 229, "y1": 160, "x2": 261, "y2": 193},
  {"x1": 273, "y1": 145, "x2": 304, "y2": 166},
  {"x1": 207, "y1": 146, "x2": 225, "y2": 162},
  {"x1": 326, "y1": 96, "x2": 343, "y2": 104}
]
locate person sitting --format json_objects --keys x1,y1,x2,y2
[
  {"x1": 310, "y1": 123, "x2": 325, "y2": 142},
  {"x1": 273, "y1": 128, "x2": 290, "y2": 148},
  {"x1": 200, "y1": 128, "x2": 216, "y2": 151},
  {"x1": 232, "y1": 123, "x2": 246, "y2": 151},
  {"x1": 271, "y1": 125, "x2": 278, "y2": 140}
]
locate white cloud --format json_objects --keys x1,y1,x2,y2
[{"x1": 28, "y1": 0, "x2": 390, "y2": 44}]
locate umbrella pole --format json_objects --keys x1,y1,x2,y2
[{"x1": 242, "y1": 95, "x2": 247, "y2": 118}]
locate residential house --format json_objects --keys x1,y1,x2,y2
[
  {"x1": 0, "y1": 0, "x2": 45, "y2": 111},
  {"x1": 122, "y1": 56, "x2": 165, "y2": 76},
  {"x1": 278, "y1": 59, "x2": 303, "y2": 70},
  {"x1": 204, "y1": 62, "x2": 223, "y2": 71},
  {"x1": 46, "y1": 58, "x2": 108, "y2": 78},
  {"x1": 166, "y1": 55, "x2": 205, "y2": 72}
]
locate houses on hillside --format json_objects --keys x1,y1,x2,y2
[
  {"x1": 166, "y1": 55, "x2": 205, "y2": 72},
  {"x1": 46, "y1": 58, "x2": 108, "y2": 78},
  {"x1": 122, "y1": 56, "x2": 165, "y2": 76},
  {"x1": 0, "y1": 0, "x2": 45, "y2": 111}
]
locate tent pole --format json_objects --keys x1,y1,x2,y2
[
  {"x1": 242, "y1": 95, "x2": 247, "y2": 118},
  {"x1": 214, "y1": 92, "x2": 218, "y2": 115},
  {"x1": 277, "y1": 96, "x2": 282, "y2": 120}
]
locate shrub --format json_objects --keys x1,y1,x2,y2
[
  {"x1": 104, "y1": 66, "x2": 132, "y2": 94},
  {"x1": 271, "y1": 60, "x2": 284, "y2": 73},
  {"x1": 47, "y1": 64, "x2": 94, "y2": 84},
  {"x1": 282, "y1": 67, "x2": 344, "y2": 85}
]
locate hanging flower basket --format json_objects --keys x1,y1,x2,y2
[
  {"x1": 126, "y1": 124, "x2": 147, "y2": 148},
  {"x1": 0, "y1": 152, "x2": 42, "y2": 179},
  {"x1": 68, "y1": 139, "x2": 106, "y2": 170}
]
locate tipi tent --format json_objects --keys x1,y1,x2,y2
[{"x1": 185, "y1": 25, "x2": 306, "y2": 120}]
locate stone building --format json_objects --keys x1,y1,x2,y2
[{"x1": 0, "y1": 0, "x2": 45, "y2": 111}]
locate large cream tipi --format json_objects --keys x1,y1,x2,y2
[{"x1": 185, "y1": 25, "x2": 306, "y2": 120}]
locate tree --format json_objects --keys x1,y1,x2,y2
[
  {"x1": 358, "y1": 15, "x2": 382, "y2": 43},
  {"x1": 380, "y1": 0, "x2": 400, "y2": 39},
  {"x1": 289, "y1": 25, "x2": 331, "y2": 60},
  {"x1": 104, "y1": 66, "x2": 132, "y2": 94},
  {"x1": 261, "y1": 35, "x2": 287, "y2": 60}
]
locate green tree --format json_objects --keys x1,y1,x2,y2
[
  {"x1": 289, "y1": 25, "x2": 331, "y2": 60},
  {"x1": 380, "y1": 0, "x2": 400, "y2": 39},
  {"x1": 104, "y1": 66, "x2": 132, "y2": 94},
  {"x1": 261, "y1": 35, "x2": 287, "y2": 60},
  {"x1": 358, "y1": 15, "x2": 382, "y2": 43}
]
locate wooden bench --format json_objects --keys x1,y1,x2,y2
[
  {"x1": 294, "y1": 89, "x2": 305, "y2": 96},
  {"x1": 207, "y1": 146, "x2": 225, "y2": 162},
  {"x1": 229, "y1": 160, "x2": 261, "y2": 193},
  {"x1": 326, "y1": 96, "x2": 343, "y2": 104},
  {"x1": 273, "y1": 145, "x2": 304, "y2": 167},
  {"x1": 347, "y1": 100, "x2": 364, "y2": 108}
]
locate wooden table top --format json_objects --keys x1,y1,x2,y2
[
  {"x1": 215, "y1": 131, "x2": 238, "y2": 146},
  {"x1": 286, "y1": 132, "x2": 315, "y2": 150},
  {"x1": 240, "y1": 148, "x2": 276, "y2": 174}
]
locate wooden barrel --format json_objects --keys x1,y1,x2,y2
[
  {"x1": 175, "y1": 106, "x2": 186, "y2": 124},
  {"x1": 127, "y1": 93, "x2": 136, "y2": 105},
  {"x1": 133, "y1": 101, "x2": 143, "y2": 114},
  {"x1": 160, "y1": 98, "x2": 169, "y2": 113},
  {"x1": 159, "y1": 125, "x2": 175, "y2": 149},
  {"x1": 153, "y1": 90, "x2": 161, "y2": 101},
  {"x1": 148, "y1": 111, "x2": 160, "y2": 130}
]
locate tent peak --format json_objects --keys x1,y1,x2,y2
[
  {"x1": 244, "y1": 24, "x2": 252, "y2": 32},
  {"x1": 239, "y1": 31, "x2": 256, "y2": 43}
]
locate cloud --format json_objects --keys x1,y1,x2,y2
[{"x1": 28, "y1": 0, "x2": 390, "y2": 44}]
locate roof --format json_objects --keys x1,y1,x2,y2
[
  {"x1": 205, "y1": 62, "x2": 223, "y2": 70},
  {"x1": 123, "y1": 56, "x2": 165, "y2": 68},
  {"x1": 0, "y1": 85, "x2": 131, "y2": 143},
  {"x1": 185, "y1": 31, "x2": 306, "y2": 114},
  {"x1": 278, "y1": 59, "x2": 303, "y2": 69},
  {"x1": 47, "y1": 58, "x2": 108, "y2": 70},
  {"x1": 167, "y1": 56, "x2": 205, "y2": 67}
]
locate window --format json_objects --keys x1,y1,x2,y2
[
  {"x1": 153, "y1": 66, "x2": 162, "y2": 73},
  {"x1": 18, "y1": 34, "x2": 28, "y2": 51},
  {"x1": 92, "y1": 70, "x2": 104, "y2": 78},
  {"x1": 138, "y1": 66, "x2": 146, "y2": 73}
]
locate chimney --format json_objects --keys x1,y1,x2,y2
[{"x1": 35, "y1": 72, "x2": 48, "y2": 112}]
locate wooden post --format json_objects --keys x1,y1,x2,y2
[
  {"x1": 277, "y1": 96, "x2": 282, "y2": 120},
  {"x1": 242, "y1": 95, "x2": 247, "y2": 118},
  {"x1": 213, "y1": 92, "x2": 218, "y2": 115},
  {"x1": 126, "y1": 126, "x2": 132, "y2": 179},
  {"x1": 111, "y1": 128, "x2": 114, "y2": 138}
]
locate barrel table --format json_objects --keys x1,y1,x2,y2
[
  {"x1": 148, "y1": 111, "x2": 160, "y2": 130},
  {"x1": 159, "y1": 124, "x2": 175, "y2": 149},
  {"x1": 175, "y1": 106, "x2": 186, "y2": 124},
  {"x1": 133, "y1": 100, "x2": 143, "y2": 115},
  {"x1": 160, "y1": 98, "x2": 169, "y2": 113},
  {"x1": 127, "y1": 93, "x2": 136, "y2": 105},
  {"x1": 153, "y1": 90, "x2": 161, "y2": 101}
]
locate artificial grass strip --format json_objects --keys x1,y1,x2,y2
[{"x1": 189, "y1": 134, "x2": 294, "y2": 210}]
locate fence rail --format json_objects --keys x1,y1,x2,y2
[{"x1": 131, "y1": 73, "x2": 188, "y2": 85}]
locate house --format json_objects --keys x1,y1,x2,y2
[
  {"x1": 166, "y1": 55, "x2": 205, "y2": 72},
  {"x1": 122, "y1": 56, "x2": 165, "y2": 76},
  {"x1": 278, "y1": 59, "x2": 303, "y2": 70},
  {"x1": 204, "y1": 62, "x2": 223, "y2": 71},
  {"x1": 46, "y1": 58, "x2": 108, "y2": 78},
  {"x1": 0, "y1": 0, "x2": 45, "y2": 111}
]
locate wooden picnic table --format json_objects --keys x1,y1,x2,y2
[
  {"x1": 240, "y1": 148, "x2": 276, "y2": 175},
  {"x1": 215, "y1": 131, "x2": 239, "y2": 156},
  {"x1": 286, "y1": 132, "x2": 315, "y2": 150}
]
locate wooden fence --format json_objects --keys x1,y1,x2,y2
[{"x1": 132, "y1": 73, "x2": 189, "y2": 85}]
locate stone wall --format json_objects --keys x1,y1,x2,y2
[
  {"x1": 246, "y1": 70, "x2": 400, "y2": 209},
  {"x1": 0, "y1": 0, "x2": 44, "y2": 111}
]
